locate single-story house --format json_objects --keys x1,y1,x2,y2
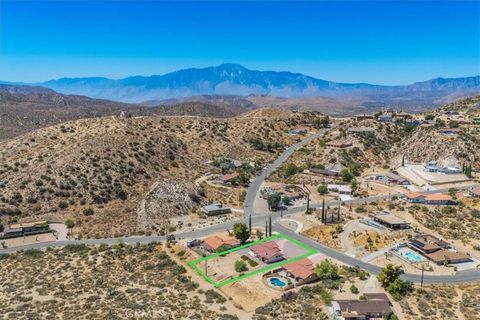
[
  {"x1": 404, "y1": 193, "x2": 455, "y2": 205},
  {"x1": 469, "y1": 187, "x2": 480, "y2": 198},
  {"x1": 219, "y1": 172, "x2": 240, "y2": 184},
  {"x1": 438, "y1": 128, "x2": 461, "y2": 135},
  {"x1": 326, "y1": 139, "x2": 353, "y2": 148},
  {"x1": 282, "y1": 258, "x2": 318, "y2": 285},
  {"x1": 371, "y1": 212, "x2": 411, "y2": 230},
  {"x1": 409, "y1": 234, "x2": 450, "y2": 254},
  {"x1": 1, "y1": 220, "x2": 50, "y2": 238},
  {"x1": 332, "y1": 293, "x2": 392, "y2": 320},
  {"x1": 327, "y1": 184, "x2": 352, "y2": 195},
  {"x1": 424, "y1": 163, "x2": 462, "y2": 174},
  {"x1": 355, "y1": 114, "x2": 375, "y2": 120},
  {"x1": 249, "y1": 241, "x2": 284, "y2": 264},
  {"x1": 288, "y1": 129, "x2": 308, "y2": 135},
  {"x1": 309, "y1": 168, "x2": 339, "y2": 177},
  {"x1": 201, "y1": 235, "x2": 239, "y2": 253},
  {"x1": 425, "y1": 249, "x2": 471, "y2": 265},
  {"x1": 378, "y1": 113, "x2": 394, "y2": 122},
  {"x1": 385, "y1": 172, "x2": 409, "y2": 185},
  {"x1": 201, "y1": 203, "x2": 232, "y2": 216}
]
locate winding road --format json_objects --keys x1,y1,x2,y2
[{"x1": 2, "y1": 130, "x2": 479, "y2": 284}]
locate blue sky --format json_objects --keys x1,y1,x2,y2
[{"x1": 0, "y1": 0, "x2": 478, "y2": 84}]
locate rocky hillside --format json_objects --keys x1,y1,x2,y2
[
  {"x1": 0, "y1": 85, "x2": 258, "y2": 141},
  {"x1": 0, "y1": 110, "x2": 323, "y2": 238},
  {"x1": 439, "y1": 95, "x2": 480, "y2": 115}
]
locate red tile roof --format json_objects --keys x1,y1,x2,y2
[
  {"x1": 203, "y1": 235, "x2": 239, "y2": 251},
  {"x1": 283, "y1": 258, "x2": 315, "y2": 280},
  {"x1": 250, "y1": 241, "x2": 281, "y2": 260}
]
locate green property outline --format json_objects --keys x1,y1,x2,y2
[{"x1": 188, "y1": 233, "x2": 318, "y2": 287}]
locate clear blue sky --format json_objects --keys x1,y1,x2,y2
[{"x1": 0, "y1": 0, "x2": 478, "y2": 84}]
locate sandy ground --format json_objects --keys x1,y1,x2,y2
[
  {"x1": 220, "y1": 274, "x2": 282, "y2": 312},
  {"x1": 0, "y1": 232, "x2": 56, "y2": 249},
  {"x1": 172, "y1": 244, "x2": 253, "y2": 319}
]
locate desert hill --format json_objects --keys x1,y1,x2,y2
[
  {"x1": 0, "y1": 109, "x2": 323, "y2": 238},
  {"x1": 0, "y1": 85, "x2": 255, "y2": 141}
]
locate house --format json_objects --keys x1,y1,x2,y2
[
  {"x1": 219, "y1": 172, "x2": 240, "y2": 184},
  {"x1": 326, "y1": 139, "x2": 353, "y2": 148},
  {"x1": 249, "y1": 241, "x2": 284, "y2": 264},
  {"x1": 282, "y1": 258, "x2": 318, "y2": 285},
  {"x1": 409, "y1": 234, "x2": 450, "y2": 254},
  {"x1": 424, "y1": 162, "x2": 462, "y2": 174},
  {"x1": 408, "y1": 234, "x2": 470, "y2": 265},
  {"x1": 201, "y1": 203, "x2": 232, "y2": 216},
  {"x1": 327, "y1": 184, "x2": 352, "y2": 195},
  {"x1": 355, "y1": 114, "x2": 375, "y2": 120},
  {"x1": 394, "y1": 112, "x2": 411, "y2": 120},
  {"x1": 438, "y1": 128, "x2": 461, "y2": 135},
  {"x1": 308, "y1": 168, "x2": 339, "y2": 177},
  {"x1": 332, "y1": 293, "x2": 392, "y2": 320},
  {"x1": 288, "y1": 129, "x2": 308, "y2": 135},
  {"x1": 404, "y1": 193, "x2": 455, "y2": 205},
  {"x1": 1, "y1": 220, "x2": 49, "y2": 238},
  {"x1": 201, "y1": 235, "x2": 239, "y2": 253},
  {"x1": 469, "y1": 187, "x2": 480, "y2": 198},
  {"x1": 348, "y1": 127, "x2": 375, "y2": 134},
  {"x1": 378, "y1": 113, "x2": 393, "y2": 122},
  {"x1": 425, "y1": 249, "x2": 471, "y2": 265},
  {"x1": 385, "y1": 172, "x2": 409, "y2": 185},
  {"x1": 371, "y1": 212, "x2": 411, "y2": 230}
]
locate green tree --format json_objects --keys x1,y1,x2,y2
[
  {"x1": 65, "y1": 219, "x2": 75, "y2": 239},
  {"x1": 317, "y1": 184, "x2": 328, "y2": 195},
  {"x1": 282, "y1": 196, "x2": 292, "y2": 206},
  {"x1": 267, "y1": 193, "x2": 282, "y2": 211},
  {"x1": 387, "y1": 277, "x2": 413, "y2": 300},
  {"x1": 377, "y1": 264, "x2": 402, "y2": 288},
  {"x1": 235, "y1": 260, "x2": 248, "y2": 272},
  {"x1": 340, "y1": 169, "x2": 354, "y2": 182},
  {"x1": 377, "y1": 264, "x2": 413, "y2": 299},
  {"x1": 233, "y1": 223, "x2": 250, "y2": 244},
  {"x1": 315, "y1": 259, "x2": 340, "y2": 280}
]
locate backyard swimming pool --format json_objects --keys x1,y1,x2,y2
[
  {"x1": 396, "y1": 247, "x2": 425, "y2": 263},
  {"x1": 269, "y1": 277, "x2": 287, "y2": 288}
]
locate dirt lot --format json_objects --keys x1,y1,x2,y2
[{"x1": 220, "y1": 274, "x2": 282, "y2": 312}]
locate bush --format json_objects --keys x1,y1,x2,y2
[
  {"x1": 83, "y1": 208, "x2": 95, "y2": 216},
  {"x1": 350, "y1": 284, "x2": 359, "y2": 294},
  {"x1": 23, "y1": 249, "x2": 44, "y2": 258},
  {"x1": 234, "y1": 260, "x2": 248, "y2": 273},
  {"x1": 58, "y1": 201, "x2": 68, "y2": 209}
]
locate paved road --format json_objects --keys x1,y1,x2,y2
[
  {"x1": 273, "y1": 224, "x2": 480, "y2": 284},
  {"x1": 2, "y1": 128, "x2": 479, "y2": 284},
  {"x1": 244, "y1": 130, "x2": 329, "y2": 217}
]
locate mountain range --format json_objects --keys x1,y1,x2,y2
[{"x1": 2, "y1": 64, "x2": 479, "y2": 108}]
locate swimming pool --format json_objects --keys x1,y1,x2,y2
[
  {"x1": 397, "y1": 247, "x2": 425, "y2": 263},
  {"x1": 269, "y1": 277, "x2": 287, "y2": 288}
]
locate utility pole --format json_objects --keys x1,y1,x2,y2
[
  {"x1": 337, "y1": 202, "x2": 341, "y2": 222},
  {"x1": 268, "y1": 215, "x2": 272, "y2": 237},
  {"x1": 321, "y1": 199, "x2": 325, "y2": 223},
  {"x1": 265, "y1": 221, "x2": 268, "y2": 238},
  {"x1": 249, "y1": 214, "x2": 252, "y2": 236},
  {"x1": 421, "y1": 264, "x2": 425, "y2": 287}
]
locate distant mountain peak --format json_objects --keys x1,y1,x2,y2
[{"x1": 1, "y1": 65, "x2": 478, "y2": 106}]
